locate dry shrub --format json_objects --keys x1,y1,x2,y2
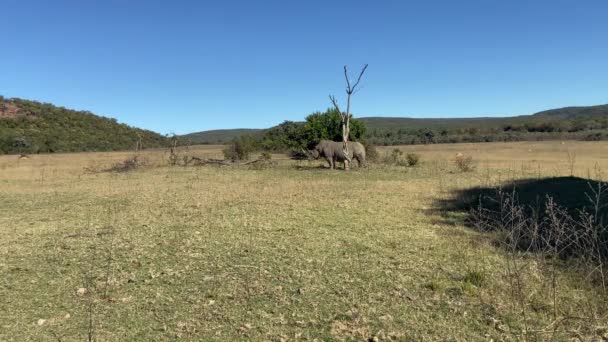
[
  {"x1": 406, "y1": 153, "x2": 420, "y2": 166},
  {"x1": 246, "y1": 152, "x2": 275, "y2": 170},
  {"x1": 105, "y1": 156, "x2": 147, "y2": 173},
  {"x1": 467, "y1": 182, "x2": 608, "y2": 338},
  {"x1": 455, "y1": 153, "x2": 474, "y2": 172},
  {"x1": 380, "y1": 148, "x2": 419, "y2": 167},
  {"x1": 390, "y1": 148, "x2": 403, "y2": 162},
  {"x1": 381, "y1": 148, "x2": 404, "y2": 165}
]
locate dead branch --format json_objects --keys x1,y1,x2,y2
[
  {"x1": 345, "y1": 64, "x2": 368, "y2": 95},
  {"x1": 328, "y1": 64, "x2": 369, "y2": 170},
  {"x1": 329, "y1": 95, "x2": 343, "y2": 119},
  {"x1": 184, "y1": 156, "x2": 276, "y2": 167}
]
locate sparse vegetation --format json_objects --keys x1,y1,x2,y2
[
  {"x1": 223, "y1": 136, "x2": 254, "y2": 161},
  {"x1": 455, "y1": 153, "x2": 475, "y2": 172},
  {"x1": 406, "y1": 153, "x2": 420, "y2": 166},
  {"x1": 2, "y1": 141, "x2": 608, "y2": 340},
  {"x1": 102, "y1": 155, "x2": 147, "y2": 173}
]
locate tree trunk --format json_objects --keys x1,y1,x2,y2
[{"x1": 330, "y1": 64, "x2": 368, "y2": 171}]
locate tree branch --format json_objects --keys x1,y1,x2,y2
[
  {"x1": 329, "y1": 95, "x2": 345, "y2": 119},
  {"x1": 349, "y1": 64, "x2": 368, "y2": 94},
  {"x1": 343, "y1": 65, "x2": 352, "y2": 93}
]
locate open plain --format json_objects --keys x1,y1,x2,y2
[{"x1": 2, "y1": 141, "x2": 608, "y2": 341}]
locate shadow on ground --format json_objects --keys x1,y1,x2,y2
[
  {"x1": 433, "y1": 176, "x2": 608, "y2": 258},
  {"x1": 436, "y1": 176, "x2": 608, "y2": 224}
]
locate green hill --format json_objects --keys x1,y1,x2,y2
[
  {"x1": 181, "y1": 128, "x2": 264, "y2": 144},
  {"x1": 0, "y1": 96, "x2": 168, "y2": 154},
  {"x1": 362, "y1": 104, "x2": 608, "y2": 130},
  {"x1": 182, "y1": 104, "x2": 608, "y2": 145},
  {"x1": 532, "y1": 104, "x2": 608, "y2": 119}
]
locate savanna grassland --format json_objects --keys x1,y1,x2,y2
[{"x1": 2, "y1": 142, "x2": 608, "y2": 341}]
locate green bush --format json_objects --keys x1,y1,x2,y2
[{"x1": 223, "y1": 137, "x2": 255, "y2": 161}]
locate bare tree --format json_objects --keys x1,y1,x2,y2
[{"x1": 329, "y1": 64, "x2": 368, "y2": 170}]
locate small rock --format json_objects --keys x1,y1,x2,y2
[
  {"x1": 76, "y1": 288, "x2": 88, "y2": 296},
  {"x1": 496, "y1": 324, "x2": 509, "y2": 333},
  {"x1": 379, "y1": 314, "x2": 393, "y2": 322},
  {"x1": 37, "y1": 319, "x2": 46, "y2": 326}
]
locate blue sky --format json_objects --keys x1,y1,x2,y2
[{"x1": 1, "y1": 0, "x2": 607, "y2": 134}]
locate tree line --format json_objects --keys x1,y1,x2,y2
[{"x1": 364, "y1": 115, "x2": 608, "y2": 146}]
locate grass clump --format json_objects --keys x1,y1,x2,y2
[
  {"x1": 454, "y1": 153, "x2": 475, "y2": 172},
  {"x1": 463, "y1": 270, "x2": 486, "y2": 287}
]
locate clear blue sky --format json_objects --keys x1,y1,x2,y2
[{"x1": 1, "y1": 0, "x2": 607, "y2": 134}]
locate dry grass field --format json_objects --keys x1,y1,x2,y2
[{"x1": 1, "y1": 141, "x2": 608, "y2": 341}]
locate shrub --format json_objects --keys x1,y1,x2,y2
[
  {"x1": 223, "y1": 137, "x2": 254, "y2": 161},
  {"x1": 390, "y1": 148, "x2": 403, "y2": 162},
  {"x1": 455, "y1": 153, "x2": 474, "y2": 172},
  {"x1": 406, "y1": 153, "x2": 420, "y2": 166},
  {"x1": 104, "y1": 155, "x2": 146, "y2": 173}
]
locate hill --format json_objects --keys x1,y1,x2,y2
[
  {"x1": 0, "y1": 96, "x2": 168, "y2": 154},
  {"x1": 182, "y1": 104, "x2": 608, "y2": 145},
  {"x1": 181, "y1": 128, "x2": 264, "y2": 144},
  {"x1": 532, "y1": 104, "x2": 608, "y2": 119},
  {"x1": 361, "y1": 104, "x2": 608, "y2": 130}
]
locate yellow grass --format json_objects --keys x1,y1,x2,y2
[{"x1": 1, "y1": 141, "x2": 607, "y2": 340}]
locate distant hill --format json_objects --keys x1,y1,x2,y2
[
  {"x1": 181, "y1": 128, "x2": 264, "y2": 144},
  {"x1": 0, "y1": 96, "x2": 168, "y2": 154},
  {"x1": 182, "y1": 104, "x2": 608, "y2": 145},
  {"x1": 532, "y1": 104, "x2": 608, "y2": 119},
  {"x1": 361, "y1": 104, "x2": 608, "y2": 130}
]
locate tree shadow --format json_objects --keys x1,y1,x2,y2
[
  {"x1": 439, "y1": 177, "x2": 606, "y2": 219},
  {"x1": 433, "y1": 176, "x2": 608, "y2": 258}
]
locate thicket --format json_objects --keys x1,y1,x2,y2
[{"x1": 224, "y1": 108, "x2": 367, "y2": 156}]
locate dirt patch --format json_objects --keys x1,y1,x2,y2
[{"x1": 0, "y1": 103, "x2": 21, "y2": 118}]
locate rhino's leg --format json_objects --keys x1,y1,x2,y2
[
  {"x1": 325, "y1": 157, "x2": 333, "y2": 169},
  {"x1": 356, "y1": 156, "x2": 365, "y2": 168}
]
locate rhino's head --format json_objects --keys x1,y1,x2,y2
[{"x1": 309, "y1": 149, "x2": 320, "y2": 160}]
